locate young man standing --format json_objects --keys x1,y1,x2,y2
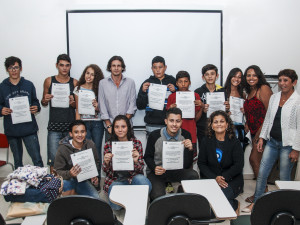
[
  {"x1": 194, "y1": 64, "x2": 229, "y2": 150},
  {"x1": 0, "y1": 56, "x2": 43, "y2": 169},
  {"x1": 54, "y1": 120, "x2": 99, "y2": 198},
  {"x1": 41, "y1": 54, "x2": 78, "y2": 173},
  {"x1": 144, "y1": 107, "x2": 199, "y2": 200},
  {"x1": 136, "y1": 56, "x2": 176, "y2": 135},
  {"x1": 98, "y1": 56, "x2": 137, "y2": 138}
]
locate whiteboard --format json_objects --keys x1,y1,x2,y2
[{"x1": 67, "y1": 10, "x2": 222, "y2": 126}]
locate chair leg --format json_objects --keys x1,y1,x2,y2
[{"x1": 6, "y1": 147, "x2": 15, "y2": 171}]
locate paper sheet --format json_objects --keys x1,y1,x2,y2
[{"x1": 9, "y1": 96, "x2": 32, "y2": 124}]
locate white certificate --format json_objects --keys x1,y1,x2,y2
[
  {"x1": 70, "y1": 148, "x2": 98, "y2": 182},
  {"x1": 112, "y1": 141, "x2": 134, "y2": 171},
  {"x1": 78, "y1": 90, "x2": 95, "y2": 115},
  {"x1": 162, "y1": 141, "x2": 184, "y2": 170},
  {"x1": 9, "y1": 96, "x2": 32, "y2": 124},
  {"x1": 229, "y1": 96, "x2": 245, "y2": 124},
  {"x1": 51, "y1": 83, "x2": 70, "y2": 108},
  {"x1": 148, "y1": 83, "x2": 167, "y2": 111},
  {"x1": 176, "y1": 92, "x2": 195, "y2": 118},
  {"x1": 206, "y1": 92, "x2": 225, "y2": 117}
]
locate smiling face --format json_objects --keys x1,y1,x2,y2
[
  {"x1": 152, "y1": 62, "x2": 167, "y2": 80},
  {"x1": 84, "y1": 67, "x2": 95, "y2": 84},
  {"x1": 114, "y1": 119, "x2": 128, "y2": 141},
  {"x1": 7, "y1": 62, "x2": 22, "y2": 81},
  {"x1": 165, "y1": 113, "x2": 182, "y2": 136},
  {"x1": 278, "y1": 75, "x2": 297, "y2": 94},
  {"x1": 231, "y1": 71, "x2": 242, "y2": 87},
  {"x1": 246, "y1": 68, "x2": 259, "y2": 87},
  {"x1": 110, "y1": 60, "x2": 123, "y2": 77},
  {"x1": 212, "y1": 115, "x2": 228, "y2": 136},
  {"x1": 69, "y1": 124, "x2": 87, "y2": 147}
]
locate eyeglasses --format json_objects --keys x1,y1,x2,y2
[{"x1": 8, "y1": 66, "x2": 21, "y2": 71}]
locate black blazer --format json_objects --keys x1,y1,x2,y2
[{"x1": 197, "y1": 135, "x2": 244, "y2": 195}]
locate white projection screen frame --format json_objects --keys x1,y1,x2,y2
[{"x1": 67, "y1": 10, "x2": 223, "y2": 127}]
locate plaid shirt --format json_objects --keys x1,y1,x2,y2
[{"x1": 102, "y1": 138, "x2": 144, "y2": 193}]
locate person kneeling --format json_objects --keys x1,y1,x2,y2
[
  {"x1": 102, "y1": 115, "x2": 152, "y2": 210},
  {"x1": 198, "y1": 110, "x2": 244, "y2": 214},
  {"x1": 54, "y1": 120, "x2": 100, "y2": 198}
]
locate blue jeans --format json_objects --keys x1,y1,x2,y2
[
  {"x1": 7, "y1": 133, "x2": 44, "y2": 169},
  {"x1": 254, "y1": 138, "x2": 294, "y2": 202},
  {"x1": 108, "y1": 174, "x2": 152, "y2": 210},
  {"x1": 84, "y1": 120, "x2": 104, "y2": 163},
  {"x1": 47, "y1": 131, "x2": 69, "y2": 166},
  {"x1": 63, "y1": 178, "x2": 99, "y2": 199},
  {"x1": 4, "y1": 187, "x2": 49, "y2": 203}
]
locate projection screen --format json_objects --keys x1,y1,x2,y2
[{"x1": 67, "y1": 10, "x2": 223, "y2": 126}]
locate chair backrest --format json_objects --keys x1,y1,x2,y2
[
  {"x1": 146, "y1": 193, "x2": 216, "y2": 225},
  {"x1": 251, "y1": 189, "x2": 300, "y2": 225},
  {"x1": 47, "y1": 195, "x2": 120, "y2": 225},
  {"x1": 0, "y1": 134, "x2": 9, "y2": 148}
]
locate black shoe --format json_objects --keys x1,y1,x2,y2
[{"x1": 177, "y1": 184, "x2": 183, "y2": 193}]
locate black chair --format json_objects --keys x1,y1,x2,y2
[
  {"x1": 146, "y1": 193, "x2": 224, "y2": 225},
  {"x1": 47, "y1": 195, "x2": 122, "y2": 225},
  {"x1": 0, "y1": 213, "x2": 21, "y2": 225},
  {"x1": 231, "y1": 189, "x2": 300, "y2": 225}
]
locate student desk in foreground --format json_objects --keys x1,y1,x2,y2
[
  {"x1": 275, "y1": 180, "x2": 300, "y2": 190},
  {"x1": 182, "y1": 179, "x2": 237, "y2": 220},
  {"x1": 21, "y1": 214, "x2": 46, "y2": 225},
  {"x1": 109, "y1": 185, "x2": 149, "y2": 225}
]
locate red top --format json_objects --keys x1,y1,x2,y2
[
  {"x1": 244, "y1": 96, "x2": 266, "y2": 135},
  {"x1": 166, "y1": 92, "x2": 201, "y2": 143}
]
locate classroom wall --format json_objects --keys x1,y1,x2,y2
[{"x1": 1, "y1": 0, "x2": 300, "y2": 177}]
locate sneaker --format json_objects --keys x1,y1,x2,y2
[{"x1": 166, "y1": 182, "x2": 174, "y2": 193}]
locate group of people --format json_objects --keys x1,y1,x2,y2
[{"x1": 0, "y1": 54, "x2": 299, "y2": 214}]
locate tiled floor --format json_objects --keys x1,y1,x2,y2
[{"x1": 0, "y1": 178, "x2": 277, "y2": 225}]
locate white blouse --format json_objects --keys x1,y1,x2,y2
[{"x1": 260, "y1": 91, "x2": 300, "y2": 151}]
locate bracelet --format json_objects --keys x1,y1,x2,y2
[{"x1": 107, "y1": 124, "x2": 112, "y2": 129}]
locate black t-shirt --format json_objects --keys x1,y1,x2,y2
[{"x1": 270, "y1": 106, "x2": 282, "y2": 141}]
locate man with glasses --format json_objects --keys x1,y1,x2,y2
[
  {"x1": 41, "y1": 54, "x2": 78, "y2": 174},
  {"x1": 0, "y1": 56, "x2": 44, "y2": 169}
]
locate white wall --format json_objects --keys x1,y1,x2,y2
[{"x1": 1, "y1": 0, "x2": 300, "y2": 177}]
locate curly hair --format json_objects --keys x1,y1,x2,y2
[
  {"x1": 206, "y1": 110, "x2": 235, "y2": 140},
  {"x1": 110, "y1": 115, "x2": 135, "y2": 142},
  {"x1": 77, "y1": 64, "x2": 104, "y2": 98}
]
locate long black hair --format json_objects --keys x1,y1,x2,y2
[
  {"x1": 110, "y1": 115, "x2": 135, "y2": 142},
  {"x1": 243, "y1": 65, "x2": 270, "y2": 94},
  {"x1": 224, "y1": 68, "x2": 244, "y2": 98}
]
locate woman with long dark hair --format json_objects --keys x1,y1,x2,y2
[
  {"x1": 102, "y1": 115, "x2": 152, "y2": 210},
  {"x1": 74, "y1": 64, "x2": 104, "y2": 161},
  {"x1": 243, "y1": 65, "x2": 272, "y2": 203},
  {"x1": 224, "y1": 68, "x2": 245, "y2": 148}
]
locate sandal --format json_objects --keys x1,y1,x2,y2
[{"x1": 245, "y1": 195, "x2": 254, "y2": 203}]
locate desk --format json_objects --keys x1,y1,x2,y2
[
  {"x1": 181, "y1": 179, "x2": 237, "y2": 220},
  {"x1": 109, "y1": 185, "x2": 149, "y2": 225},
  {"x1": 275, "y1": 180, "x2": 300, "y2": 190},
  {"x1": 21, "y1": 214, "x2": 47, "y2": 225}
]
